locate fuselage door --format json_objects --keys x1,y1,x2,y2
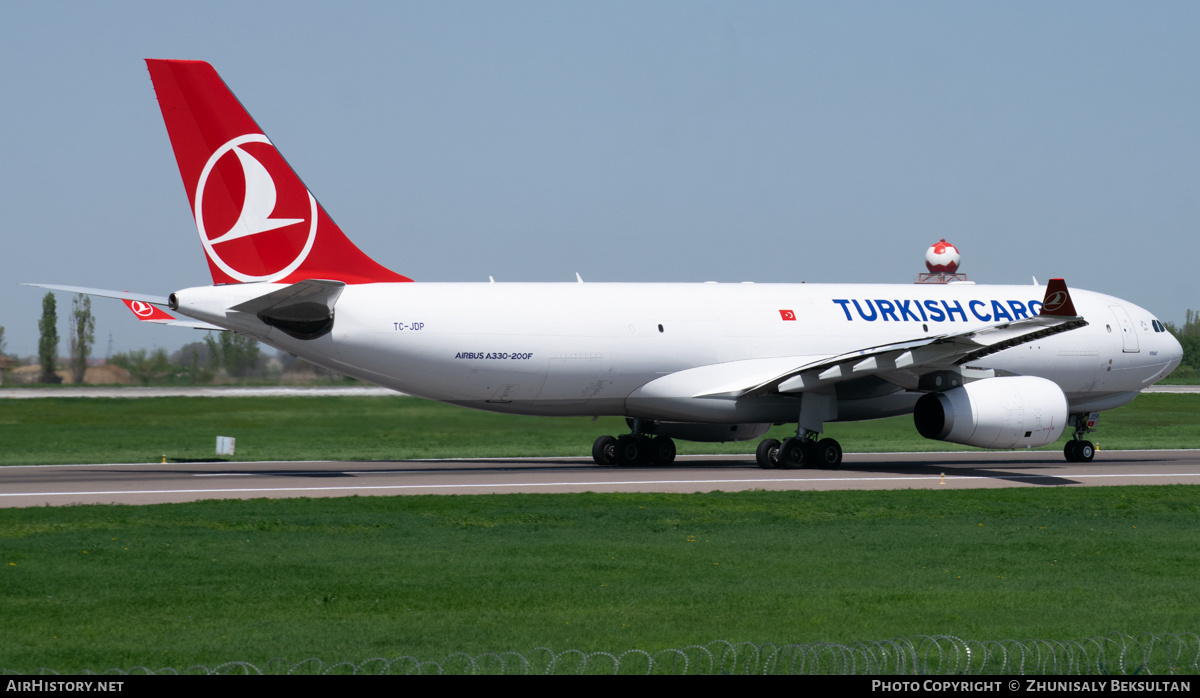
[{"x1": 1108, "y1": 305, "x2": 1140, "y2": 353}]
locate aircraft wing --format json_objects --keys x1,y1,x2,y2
[{"x1": 735, "y1": 279, "x2": 1088, "y2": 398}]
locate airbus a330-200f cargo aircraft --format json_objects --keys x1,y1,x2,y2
[{"x1": 31, "y1": 60, "x2": 1183, "y2": 469}]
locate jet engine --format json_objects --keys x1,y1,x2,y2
[{"x1": 913, "y1": 376, "x2": 1067, "y2": 449}]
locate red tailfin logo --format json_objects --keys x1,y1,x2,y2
[
  {"x1": 196, "y1": 134, "x2": 317, "y2": 282},
  {"x1": 146, "y1": 59, "x2": 412, "y2": 285}
]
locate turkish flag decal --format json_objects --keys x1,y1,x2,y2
[{"x1": 779, "y1": 309, "x2": 796, "y2": 321}]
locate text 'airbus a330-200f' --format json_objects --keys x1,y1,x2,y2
[{"x1": 30, "y1": 60, "x2": 1183, "y2": 468}]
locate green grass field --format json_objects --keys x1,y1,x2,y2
[
  {"x1": 1, "y1": 393, "x2": 1197, "y2": 673},
  {"x1": 2, "y1": 487, "x2": 1199, "y2": 672},
  {"x1": 0, "y1": 393, "x2": 1196, "y2": 466}
]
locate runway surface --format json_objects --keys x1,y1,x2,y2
[{"x1": 2, "y1": 450, "x2": 1199, "y2": 507}]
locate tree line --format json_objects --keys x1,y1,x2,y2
[
  {"x1": 33, "y1": 292, "x2": 94, "y2": 383},
  {"x1": 1164, "y1": 312, "x2": 1200, "y2": 380}
]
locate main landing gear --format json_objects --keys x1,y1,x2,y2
[
  {"x1": 756, "y1": 391, "x2": 842, "y2": 469},
  {"x1": 592, "y1": 422, "x2": 677, "y2": 467},
  {"x1": 1063, "y1": 412, "x2": 1099, "y2": 463},
  {"x1": 755, "y1": 432, "x2": 843, "y2": 469}
]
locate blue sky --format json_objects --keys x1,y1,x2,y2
[{"x1": 2, "y1": 1, "x2": 1198, "y2": 357}]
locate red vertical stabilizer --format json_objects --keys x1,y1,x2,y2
[{"x1": 146, "y1": 59, "x2": 411, "y2": 285}]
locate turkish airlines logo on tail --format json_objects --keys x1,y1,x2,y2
[{"x1": 194, "y1": 134, "x2": 318, "y2": 282}]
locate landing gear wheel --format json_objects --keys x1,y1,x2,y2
[
  {"x1": 613, "y1": 434, "x2": 644, "y2": 466},
  {"x1": 592, "y1": 435, "x2": 617, "y2": 465},
  {"x1": 756, "y1": 439, "x2": 781, "y2": 469},
  {"x1": 814, "y1": 438, "x2": 843, "y2": 468},
  {"x1": 649, "y1": 436, "x2": 676, "y2": 466},
  {"x1": 1064, "y1": 440, "x2": 1095, "y2": 463},
  {"x1": 779, "y1": 437, "x2": 811, "y2": 470}
]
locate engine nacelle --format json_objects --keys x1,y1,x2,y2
[{"x1": 913, "y1": 376, "x2": 1067, "y2": 449}]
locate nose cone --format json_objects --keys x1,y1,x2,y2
[{"x1": 1164, "y1": 329, "x2": 1184, "y2": 374}]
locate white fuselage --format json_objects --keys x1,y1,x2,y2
[{"x1": 172, "y1": 281, "x2": 1182, "y2": 426}]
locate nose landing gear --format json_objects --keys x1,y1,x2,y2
[
  {"x1": 1063, "y1": 412, "x2": 1099, "y2": 463},
  {"x1": 1064, "y1": 439, "x2": 1095, "y2": 463}
]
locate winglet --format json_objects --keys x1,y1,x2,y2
[{"x1": 1039, "y1": 278, "x2": 1078, "y2": 317}]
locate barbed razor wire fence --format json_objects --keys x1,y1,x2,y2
[{"x1": 5, "y1": 633, "x2": 1198, "y2": 675}]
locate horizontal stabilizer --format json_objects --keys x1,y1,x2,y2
[
  {"x1": 21, "y1": 283, "x2": 224, "y2": 331},
  {"x1": 22, "y1": 283, "x2": 169, "y2": 305}
]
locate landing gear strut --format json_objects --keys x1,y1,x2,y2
[
  {"x1": 756, "y1": 392, "x2": 842, "y2": 470},
  {"x1": 1064, "y1": 412, "x2": 1098, "y2": 463},
  {"x1": 592, "y1": 420, "x2": 676, "y2": 466}
]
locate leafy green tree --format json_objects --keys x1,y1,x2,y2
[
  {"x1": 169, "y1": 341, "x2": 214, "y2": 384},
  {"x1": 68, "y1": 294, "x2": 96, "y2": 384},
  {"x1": 204, "y1": 331, "x2": 262, "y2": 379},
  {"x1": 0, "y1": 326, "x2": 8, "y2": 386},
  {"x1": 109, "y1": 348, "x2": 171, "y2": 385},
  {"x1": 37, "y1": 293, "x2": 61, "y2": 384}
]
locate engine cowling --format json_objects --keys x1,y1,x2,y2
[{"x1": 913, "y1": 376, "x2": 1067, "y2": 449}]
